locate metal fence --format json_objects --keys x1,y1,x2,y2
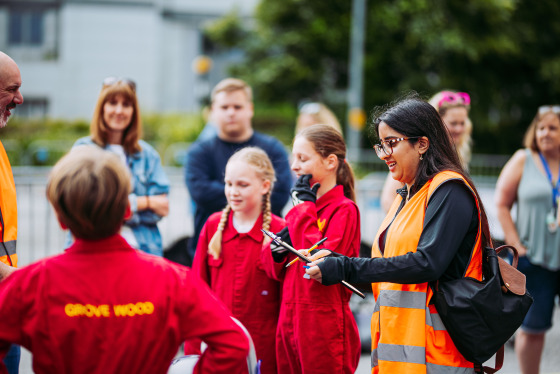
[{"x1": 13, "y1": 163, "x2": 503, "y2": 268}]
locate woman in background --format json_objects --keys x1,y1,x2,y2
[
  {"x1": 295, "y1": 102, "x2": 343, "y2": 135},
  {"x1": 72, "y1": 77, "x2": 169, "y2": 256},
  {"x1": 495, "y1": 105, "x2": 560, "y2": 374},
  {"x1": 380, "y1": 90, "x2": 472, "y2": 212}
]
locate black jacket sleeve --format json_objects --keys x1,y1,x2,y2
[{"x1": 318, "y1": 180, "x2": 478, "y2": 286}]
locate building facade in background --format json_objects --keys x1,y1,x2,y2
[{"x1": 0, "y1": 0, "x2": 257, "y2": 120}]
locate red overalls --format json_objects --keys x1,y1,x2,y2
[{"x1": 262, "y1": 185, "x2": 361, "y2": 374}]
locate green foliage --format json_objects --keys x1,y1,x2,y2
[
  {"x1": 252, "y1": 102, "x2": 298, "y2": 145},
  {"x1": 3, "y1": 113, "x2": 205, "y2": 166},
  {"x1": 204, "y1": 0, "x2": 560, "y2": 155}
]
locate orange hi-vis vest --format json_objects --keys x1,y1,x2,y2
[
  {"x1": 370, "y1": 171, "x2": 482, "y2": 374},
  {"x1": 0, "y1": 142, "x2": 17, "y2": 268}
]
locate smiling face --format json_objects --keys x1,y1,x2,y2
[
  {"x1": 378, "y1": 121, "x2": 425, "y2": 186},
  {"x1": 224, "y1": 160, "x2": 270, "y2": 217},
  {"x1": 291, "y1": 136, "x2": 332, "y2": 186},
  {"x1": 535, "y1": 112, "x2": 560, "y2": 153},
  {"x1": 0, "y1": 55, "x2": 24, "y2": 128},
  {"x1": 102, "y1": 94, "x2": 134, "y2": 141},
  {"x1": 212, "y1": 90, "x2": 254, "y2": 142},
  {"x1": 441, "y1": 106, "x2": 469, "y2": 145}
]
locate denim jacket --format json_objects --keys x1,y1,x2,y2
[{"x1": 72, "y1": 137, "x2": 170, "y2": 255}]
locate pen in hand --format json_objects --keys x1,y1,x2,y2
[{"x1": 285, "y1": 237, "x2": 328, "y2": 268}]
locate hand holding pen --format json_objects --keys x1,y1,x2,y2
[
  {"x1": 262, "y1": 229, "x2": 365, "y2": 299},
  {"x1": 286, "y1": 237, "x2": 328, "y2": 268}
]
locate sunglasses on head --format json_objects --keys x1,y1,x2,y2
[
  {"x1": 102, "y1": 77, "x2": 136, "y2": 92},
  {"x1": 437, "y1": 91, "x2": 471, "y2": 108},
  {"x1": 538, "y1": 105, "x2": 560, "y2": 116},
  {"x1": 299, "y1": 102, "x2": 321, "y2": 114}
]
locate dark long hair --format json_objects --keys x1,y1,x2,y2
[{"x1": 372, "y1": 95, "x2": 491, "y2": 247}]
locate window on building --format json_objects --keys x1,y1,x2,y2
[
  {"x1": 15, "y1": 98, "x2": 49, "y2": 119},
  {"x1": 8, "y1": 9, "x2": 44, "y2": 46}
]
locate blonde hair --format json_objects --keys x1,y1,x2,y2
[
  {"x1": 47, "y1": 146, "x2": 131, "y2": 240},
  {"x1": 295, "y1": 102, "x2": 343, "y2": 135},
  {"x1": 428, "y1": 91, "x2": 472, "y2": 168},
  {"x1": 297, "y1": 124, "x2": 356, "y2": 202},
  {"x1": 208, "y1": 147, "x2": 275, "y2": 260},
  {"x1": 210, "y1": 78, "x2": 253, "y2": 103},
  {"x1": 91, "y1": 81, "x2": 142, "y2": 154}
]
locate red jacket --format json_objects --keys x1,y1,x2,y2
[
  {"x1": 261, "y1": 185, "x2": 361, "y2": 374},
  {"x1": 188, "y1": 213, "x2": 284, "y2": 374},
  {"x1": 0, "y1": 235, "x2": 249, "y2": 374}
]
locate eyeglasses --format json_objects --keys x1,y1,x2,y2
[
  {"x1": 373, "y1": 136, "x2": 421, "y2": 158},
  {"x1": 538, "y1": 105, "x2": 560, "y2": 116},
  {"x1": 437, "y1": 91, "x2": 470, "y2": 108},
  {"x1": 102, "y1": 77, "x2": 136, "y2": 92}
]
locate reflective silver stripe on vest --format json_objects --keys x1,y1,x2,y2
[
  {"x1": 427, "y1": 362, "x2": 475, "y2": 374},
  {"x1": 1, "y1": 240, "x2": 16, "y2": 256},
  {"x1": 372, "y1": 346, "x2": 475, "y2": 373},
  {"x1": 425, "y1": 306, "x2": 447, "y2": 331},
  {"x1": 371, "y1": 346, "x2": 378, "y2": 368},
  {"x1": 372, "y1": 343, "x2": 425, "y2": 366},
  {"x1": 378, "y1": 289, "x2": 426, "y2": 309}
]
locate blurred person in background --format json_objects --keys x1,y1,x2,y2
[
  {"x1": 495, "y1": 105, "x2": 560, "y2": 374},
  {"x1": 71, "y1": 77, "x2": 170, "y2": 256},
  {"x1": 295, "y1": 102, "x2": 343, "y2": 135},
  {"x1": 185, "y1": 78, "x2": 291, "y2": 260},
  {"x1": 381, "y1": 90, "x2": 473, "y2": 212},
  {"x1": 0, "y1": 50, "x2": 25, "y2": 374}
]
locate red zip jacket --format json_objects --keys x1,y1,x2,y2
[
  {"x1": 261, "y1": 185, "x2": 361, "y2": 374},
  {"x1": 0, "y1": 235, "x2": 249, "y2": 374},
  {"x1": 187, "y1": 213, "x2": 285, "y2": 374}
]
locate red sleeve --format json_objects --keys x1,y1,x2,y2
[
  {"x1": 286, "y1": 202, "x2": 360, "y2": 257},
  {"x1": 184, "y1": 221, "x2": 214, "y2": 355},
  {"x1": 179, "y1": 270, "x2": 249, "y2": 374},
  {"x1": 192, "y1": 221, "x2": 212, "y2": 286},
  {"x1": 260, "y1": 218, "x2": 287, "y2": 281},
  {"x1": 0, "y1": 264, "x2": 42, "y2": 372}
]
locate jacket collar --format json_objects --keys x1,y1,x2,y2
[
  {"x1": 66, "y1": 234, "x2": 136, "y2": 254},
  {"x1": 316, "y1": 185, "x2": 345, "y2": 211},
  {"x1": 222, "y1": 213, "x2": 264, "y2": 244}
]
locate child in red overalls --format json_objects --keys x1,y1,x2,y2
[
  {"x1": 0, "y1": 146, "x2": 250, "y2": 374},
  {"x1": 188, "y1": 146, "x2": 285, "y2": 374},
  {"x1": 261, "y1": 124, "x2": 361, "y2": 374}
]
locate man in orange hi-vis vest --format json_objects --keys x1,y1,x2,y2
[{"x1": 0, "y1": 51, "x2": 24, "y2": 374}]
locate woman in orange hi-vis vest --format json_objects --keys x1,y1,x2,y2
[{"x1": 305, "y1": 96, "x2": 493, "y2": 374}]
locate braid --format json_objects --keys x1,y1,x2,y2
[
  {"x1": 261, "y1": 191, "x2": 272, "y2": 246},
  {"x1": 208, "y1": 204, "x2": 231, "y2": 260}
]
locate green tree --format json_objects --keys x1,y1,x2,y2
[{"x1": 205, "y1": 0, "x2": 560, "y2": 154}]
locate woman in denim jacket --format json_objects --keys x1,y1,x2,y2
[{"x1": 70, "y1": 78, "x2": 170, "y2": 256}]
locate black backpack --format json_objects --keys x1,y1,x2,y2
[{"x1": 432, "y1": 245, "x2": 533, "y2": 373}]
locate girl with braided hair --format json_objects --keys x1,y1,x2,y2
[{"x1": 186, "y1": 146, "x2": 285, "y2": 374}]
